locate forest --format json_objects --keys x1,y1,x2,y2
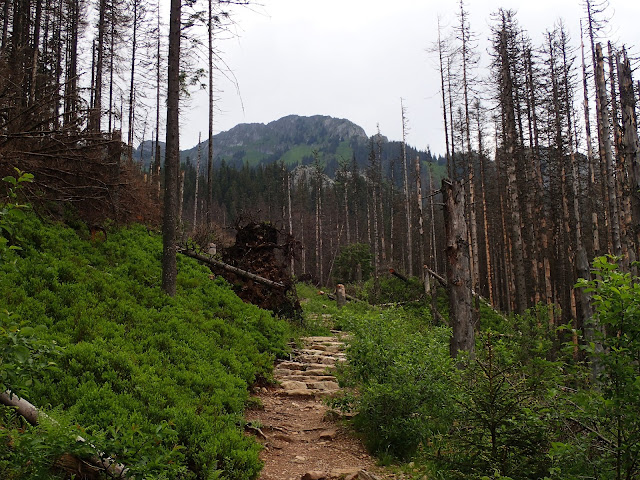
[{"x1": 1, "y1": 0, "x2": 640, "y2": 477}]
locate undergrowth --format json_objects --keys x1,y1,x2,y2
[
  {"x1": 320, "y1": 277, "x2": 633, "y2": 479},
  {"x1": 1, "y1": 210, "x2": 291, "y2": 479}
]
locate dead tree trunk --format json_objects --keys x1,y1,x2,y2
[
  {"x1": 581, "y1": 20, "x2": 601, "y2": 255},
  {"x1": 617, "y1": 49, "x2": 640, "y2": 261},
  {"x1": 596, "y1": 42, "x2": 622, "y2": 257},
  {"x1": 401, "y1": 99, "x2": 413, "y2": 276},
  {"x1": 193, "y1": 133, "x2": 202, "y2": 228},
  {"x1": 415, "y1": 155, "x2": 426, "y2": 293},
  {"x1": 442, "y1": 179, "x2": 474, "y2": 358}
]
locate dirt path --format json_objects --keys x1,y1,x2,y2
[{"x1": 246, "y1": 333, "x2": 395, "y2": 480}]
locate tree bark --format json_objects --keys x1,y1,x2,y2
[
  {"x1": 580, "y1": 20, "x2": 601, "y2": 255},
  {"x1": 193, "y1": 133, "x2": 202, "y2": 228},
  {"x1": 207, "y1": 0, "x2": 214, "y2": 224},
  {"x1": 497, "y1": 15, "x2": 528, "y2": 314},
  {"x1": 596, "y1": 42, "x2": 622, "y2": 256},
  {"x1": 162, "y1": 0, "x2": 181, "y2": 296},
  {"x1": 442, "y1": 179, "x2": 474, "y2": 358},
  {"x1": 0, "y1": 391, "x2": 129, "y2": 478},
  {"x1": 400, "y1": 99, "x2": 413, "y2": 276},
  {"x1": 617, "y1": 49, "x2": 640, "y2": 261},
  {"x1": 179, "y1": 249, "x2": 286, "y2": 289}
]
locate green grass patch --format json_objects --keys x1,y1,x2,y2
[{"x1": 279, "y1": 145, "x2": 317, "y2": 166}]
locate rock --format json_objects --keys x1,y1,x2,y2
[
  {"x1": 317, "y1": 428, "x2": 338, "y2": 441},
  {"x1": 301, "y1": 471, "x2": 326, "y2": 480},
  {"x1": 330, "y1": 468, "x2": 359, "y2": 479},
  {"x1": 280, "y1": 380, "x2": 309, "y2": 391},
  {"x1": 274, "y1": 433, "x2": 293, "y2": 443},
  {"x1": 282, "y1": 389, "x2": 315, "y2": 397},
  {"x1": 292, "y1": 455, "x2": 307, "y2": 464},
  {"x1": 278, "y1": 361, "x2": 306, "y2": 371},
  {"x1": 355, "y1": 471, "x2": 380, "y2": 480},
  {"x1": 310, "y1": 381, "x2": 340, "y2": 391}
]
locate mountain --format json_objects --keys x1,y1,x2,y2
[{"x1": 134, "y1": 114, "x2": 444, "y2": 179}]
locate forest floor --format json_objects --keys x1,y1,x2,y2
[{"x1": 245, "y1": 332, "x2": 400, "y2": 480}]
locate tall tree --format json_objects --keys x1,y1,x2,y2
[
  {"x1": 161, "y1": 0, "x2": 181, "y2": 296},
  {"x1": 457, "y1": 0, "x2": 480, "y2": 297},
  {"x1": 400, "y1": 98, "x2": 413, "y2": 276},
  {"x1": 493, "y1": 9, "x2": 528, "y2": 314},
  {"x1": 443, "y1": 178, "x2": 474, "y2": 357}
]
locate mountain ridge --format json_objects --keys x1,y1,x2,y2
[{"x1": 134, "y1": 114, "x2": 440, "y2": 177}]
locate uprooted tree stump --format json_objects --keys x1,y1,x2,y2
[{"x1": 212, "y1": 221, "x2": 302, "y2": 320}]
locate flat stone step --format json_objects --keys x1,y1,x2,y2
[
  {"x1": 307, "y1": 380, "x2": 339, "y2": 391},
  {"x1": 296, "y1": 349, "x2": 346, "y2": 359},
  {"x1": 302, "y1": 336, "x2": 338, "y2": 343},
  {"x1": 283, "y1": 375, "x2": 337, "y2": 382},
  {"x1": 275, "y1": 360, "x2": 306, "y2": 370},
  {"x1": 296, "y1": 355, "x2": 337, "y2": 365},
  {"x1": 296, "y1": 368, "x2": 333, "y2": 376}
]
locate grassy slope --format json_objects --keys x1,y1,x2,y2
[{"x1": 0, "y1": 213, "x2": 291, "y2": 479}]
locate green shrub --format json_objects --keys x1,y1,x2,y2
[
  {"x1": 362, "y1": 275, "x2": 425, "y2": 304},
  {"x1": 332, "y1": 307, "x2": 456, "y2": 459},
  {"x1": 555, "y1": 256, "x2": 640, "y2": 479},
  {"x1": 0, "y1": 211, "x2": 291, "y2": 479}
]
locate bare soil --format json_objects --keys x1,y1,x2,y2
[{"x1": 245, "y1": 334, "x2": 397, "y2": 480}]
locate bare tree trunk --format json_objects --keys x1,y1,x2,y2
[
  {"x1": 90, "y1": 0, "x2": 107, "y2": 131},
  {"x1": 193, "y1": 132, "x2": 202, "y2": 228},
  {"x1": 458, "y1": 0, "x2": 479, "y2": 299},
  {"x1": 207, "y1": 0, "x2": 214, "y2": 224},
  {"x1": 401, "y1": 99, "x2": 413, "y2": 276},
  {"x1": 127, "y1": 0, "x2": 139, "y2": 161},
  {"x1": 28, "y1": 0, "x2": 42, "y2": 107},
  {"x1": 162, "y1": 0, "x2": 181, "y2": 296},
  {"x1": 287, "y1": 171, "x2": 295, "y2": 275},
  {"x1": 437, "y1": 17, "x2": 452, "y2": 175},
  {"x1": 178, "y1": 169, "x2": 185, "y2": 223},
  {"x1": 389, "y1": 156, "x2": 395, "y2": 265},
  {"x1": 429, "y1": 164, "x2": 438, "y2": 274},
  {"x1": 442, "y1": 179, "x2": 474, "y2": 358},
  {"x1": 498, "y1": 20, "x2": 528, "y2": 314},
  {"x1": 370, "y1": 178, "x2": 380, "y2": 297},
  {"x1": 344, "y1": 176, "x2": 350, "y2": 245},
  {"x1": 476, "y1": 101, "x2": 494, "y2": 306},
  {"x1": 617, "y1": 49, "x2": 640, "y2": 262},
  {"x1": 154, "y1": 0, "x2": 162, "y2": 196},
  {"x1": 560, "y1": 27, "x2": 592, "y2": 331},
  {"x1": 587, "y1": 3, "x2": 612, "y2": 252},
  {"x1": 107, "y1": 19, "x2": 115, "y2": 133},
  {"x1": 415, "y1": 156, "x2": 426, "y2": 292},
  {"x1": 581, "y1": 20, "x2": 600, "y2": 255},
  {"x1": 596, "y1": 42, "x2": 622, "y2": 256}
]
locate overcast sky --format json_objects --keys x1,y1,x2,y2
[{"x1": 181, "y1": 0, "x2": 639, "y2": 156}]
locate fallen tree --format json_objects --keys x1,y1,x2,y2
[
  {"x1": 0, "y1": 390, "x2": 129, "y2": 479},
  {"x1": 178, "y1": 248, "x2": 286, "y2": 289}
]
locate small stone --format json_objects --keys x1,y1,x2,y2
[
  {"x1": 318, "y1": 428, "x2": 338, "y2": 441},
  {"x1": 355, "y1": 471, "x2": 380, "y2": 480},
  {"x1": 284, "y1": 389, "x2": 315, "y2": 397},
  {"x1": 292, "y1": 455, "x2": 307, "y2": 464},
  {"x1": 301, "y1": 471, "x2": 326, "y2": 480}
]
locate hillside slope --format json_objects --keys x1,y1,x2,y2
[{"x1": 0, "y1": 212, "x2": 291, "y2": 479}]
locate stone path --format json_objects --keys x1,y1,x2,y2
[{"x1": 246, "y1": 333, "x2": 391, "y2": 480}]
